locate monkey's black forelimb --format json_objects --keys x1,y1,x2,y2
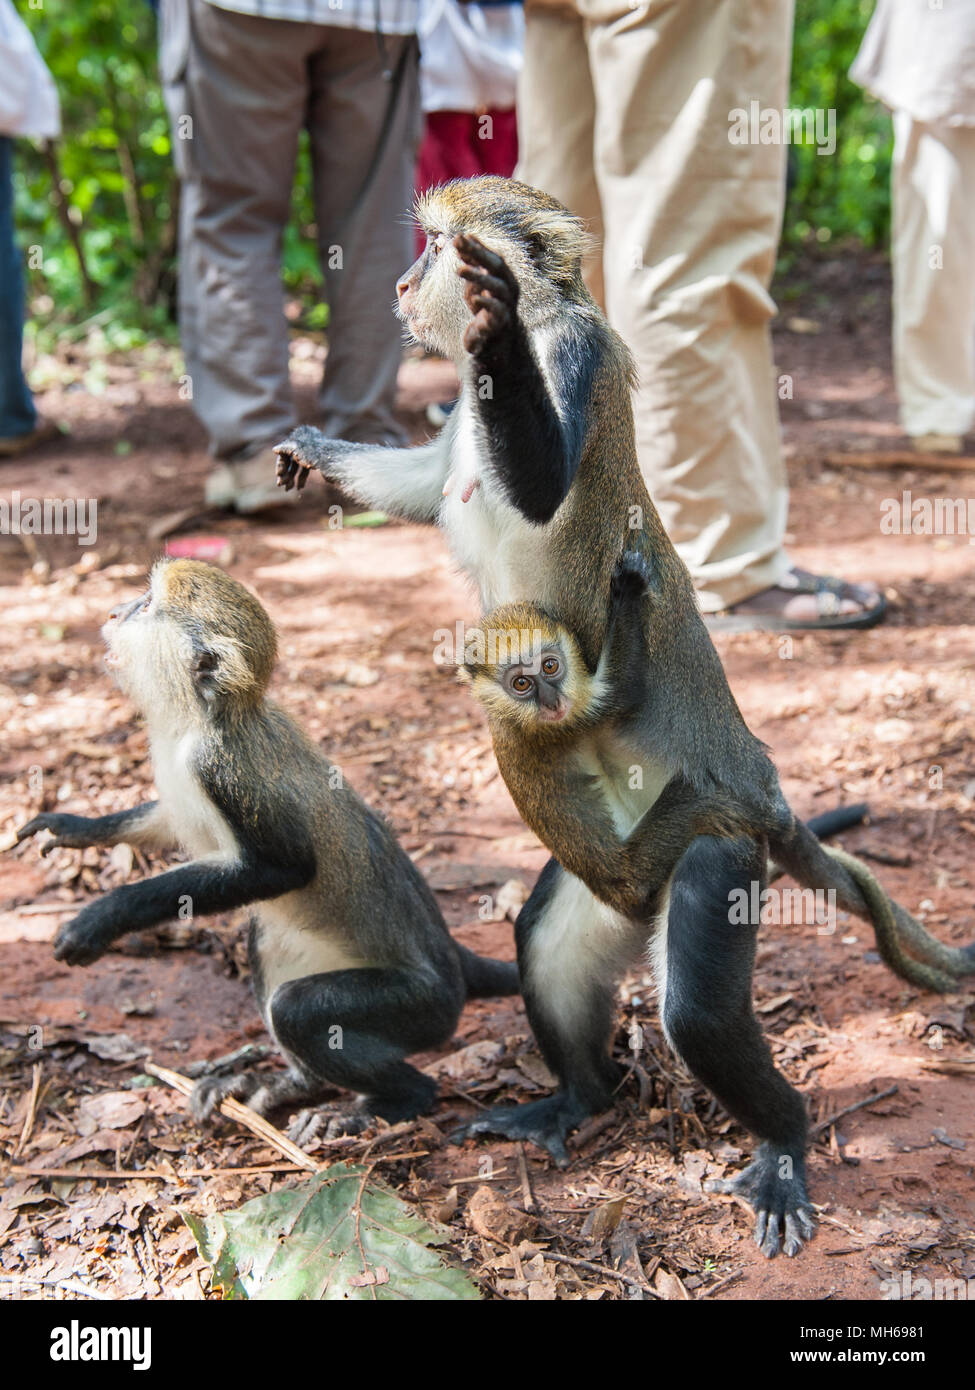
[
  {"x1": 454, "y1": 233, "x2": 599, "y2": 525},
  {"x1": 16, "y1": 805, "x2": 163, "y2": 856},
  {"x1": 51, "y1": 855, "x2": 313, "y2": 966}
]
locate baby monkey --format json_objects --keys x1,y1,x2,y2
[
  {"x1": 463, "y1": 552, "x2": 751, "y2": 919},
  {"x1": 16, "y1": 560, "x2": 517, "y2": 1137}
]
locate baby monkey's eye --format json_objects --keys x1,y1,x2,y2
[
  {"x1": 541, "y1": 656, "x2": 562, "y2": 678},
  {"x1": 510, "y1": 673, "x2": 535, "y2": 695},
  {"x1": 429, "y1": 234, "x2": 446, "y2": 257}
]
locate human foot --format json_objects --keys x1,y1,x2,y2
[{"x1": 707, "y1": 567, "x2": 886, "y2": 632}]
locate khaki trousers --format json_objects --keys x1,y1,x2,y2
[
  {"x1": 517, "y1": 0, "x2": 794, "y2": 610},
  {"x1": 892, "y1": 111, "x2": 975, "y2": 439},
  {"x1": 161, "y1": 0, "x2": 421, "y2": 458}
]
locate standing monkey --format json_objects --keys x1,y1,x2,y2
[
  {"x1": 15, "y1": 560, "x2": 518, "y2": 1136},
  {"x1": 274, "y1": 178, "x2": 975, "y2": 1252},
  {"x1": 460, "y1": 552, "x2": 975, "y2": 1254}
]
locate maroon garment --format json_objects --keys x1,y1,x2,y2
[{"x1": 414, "y1": 108, "x2": 518, "y2": 251}]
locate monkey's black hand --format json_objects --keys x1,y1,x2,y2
[
  {"x1": 16, "y1": 813, "x2": 98, "y2": 857},
  {"x1": 274, "y1": 425, "x2": 334, "y2": 492},
  {"x1": 610, "y1": 550, "x2": 653, "y2": 607},
  {"x1": 454, "y1": 233, "x2": 519, "y2": 359},
  {"x1": 53, "y1": 910, "x2": 115, "y2": 966},
  {"x1": 450, "y1": 1093, "x2": 591, "y2": 1168},
  {"x1": 706, "y1": 1143, "x2": 816, "y2": 1258}
]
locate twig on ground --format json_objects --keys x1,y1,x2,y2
[
  {"x1": 144, "y1": 1059, "x2": 318, "y2": 1170},
  {"x1": 13, "y1": 1062, "x2": 43, "y2": 1159},
  {"x1": 812, "y1": 1085, "x2": 898, "y2": 1137}
]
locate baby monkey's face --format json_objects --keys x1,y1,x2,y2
[{"x1": 501, "y1": 649, "x2": 569, "y2": 723}]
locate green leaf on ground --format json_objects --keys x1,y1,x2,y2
[{"x1": 183, "y1": 1163, "x2": 481, "y2": 1301}]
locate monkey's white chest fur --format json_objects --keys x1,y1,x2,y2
[
  {"x1": 441, "y1": 401, "x2": 560, "y2": 612},
  {"x1": 150, "y1": 731, "x2": 237, "y2": 859},
  {"x1": 577, "y1": 732, "x2": 671, "y2": 837}
]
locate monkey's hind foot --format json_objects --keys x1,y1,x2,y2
[
  {"x1": 184, "y1": 1044, "x2": 273, "y2": 1081},
  {"x1": 286, "y1": 1078, "x2": 438, "y2": 1147},
  {"x1": 286, "y1": 1106, "x2": 375, "y2": 1146},
  {"x1": 190, "y1": 1071, "x2": 265, "y2": 1122},
  {"x1": 706, "y1": 1143, "x2": 815, "y2": 1258},
  {"x1": 450, "y1": 1093, "x2": 593, "y2": 1169}
]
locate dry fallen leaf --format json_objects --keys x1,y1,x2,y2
[
  {"x1": 466, "y1": 1186, "x2": 536, "y2": 1244},
  {"x1": 580, "y1": 1195, "x2": 626, "y2": 1246},
  {"x1": 424, "y1": 1039, "x2": 504, "y2": 1082},
  {"x1": 76, "y1": 1090, "x2": 147, "y2": 1136},
  {"x1": 651, "y1": 1266, "x2": 690, "y2": 1301}
]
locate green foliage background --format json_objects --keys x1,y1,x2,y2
[{"x1": 14, "y1": 0, "x2": 892, "y2": 344}]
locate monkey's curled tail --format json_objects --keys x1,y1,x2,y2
[
  {"x1": 456, "y1": 945, "x2": 520, "y2": 998},
  {"x1": 772, "y1": 823, "x2": 975, "y2": 993}
]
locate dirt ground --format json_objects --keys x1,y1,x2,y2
[{"x1": 1, "y1": 252, "x2": 973, "y2": 1301}]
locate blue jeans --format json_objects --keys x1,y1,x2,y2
[{"x1": 0, "y1": 136, "x2": 37, "y2": 441}]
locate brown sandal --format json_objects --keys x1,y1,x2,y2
[{"x1": 705, "y1": 568, "x2": 887, "y2": 633}]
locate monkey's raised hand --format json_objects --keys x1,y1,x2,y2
[
  {"x1": 454, "y1": 233, "x2": 519, "y2": 358},
  {"x1": 274, "y1": 425, "x2": 335, "y2": 492},
  {"x1": 16, "y1": 813, "x2": 101, "y2": 857}
]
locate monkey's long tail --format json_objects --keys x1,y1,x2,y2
[
  {"x1": 771, "y1": 821, "x2": 975, "y2": 993},
  {"x1": 804, "y1": 803, "x2": 869, "y2": 840},
  {"x1": 456, "y1": 945, "x2": 520, "y2": 998}
]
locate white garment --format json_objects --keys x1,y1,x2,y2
[
  {"x1": 418, "y1": 0, "x2": 522, "y2": 113},
  {"x1": 892, "y1": 112, "x2": 975, "y2": 438},
  {"x1": 0, "y1": 0, "x2": 60, "y2": 137},
  {"x1": 850, "y1": 0, "x2": 975, "y2": 127}
]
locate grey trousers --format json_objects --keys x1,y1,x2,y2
[{"x1": 160, "y1": 0, "x2": 421, "y2": 458}]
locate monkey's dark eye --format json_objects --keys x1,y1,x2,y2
[
  {"x1": 509, "y1": 673, "x2": 535, "y2": 697},
  {"x1": 541, "y1": 655, "x2": 562, "y2": 678}
]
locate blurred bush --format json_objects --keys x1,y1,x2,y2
[
  {"x1": 13, "y1": 0, "x2": 892, "y2": 344},
  {"x1": 784, "y1": 0, "x2": 893, "y2": 251}
]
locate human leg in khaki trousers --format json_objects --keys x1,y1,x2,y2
[
  {"x1": 516, "y1": 2, "x2": 605, "y2": 308},
  {"x1": 162, "y1": 0, "x2": 418, "y2": 508},
  {"x1": 892, "y1": 111, "x2": 975, "y2": 445},
  {"x1": 517, "y1": 0, "x2": 882, "y2": 625}
]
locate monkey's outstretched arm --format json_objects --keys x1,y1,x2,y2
[
  {"x1": 16, "y1": 803, "x2": 174, "y2": 856},
  {"x1": 274, "y1": 427, "x2": 450, "y2": 523},
  {"x1": 51, "y1": 854, "x2": 313, "y2": 966},
  {"x1": 454, "y1": 234, "x2": 598, "y2": 525}
]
